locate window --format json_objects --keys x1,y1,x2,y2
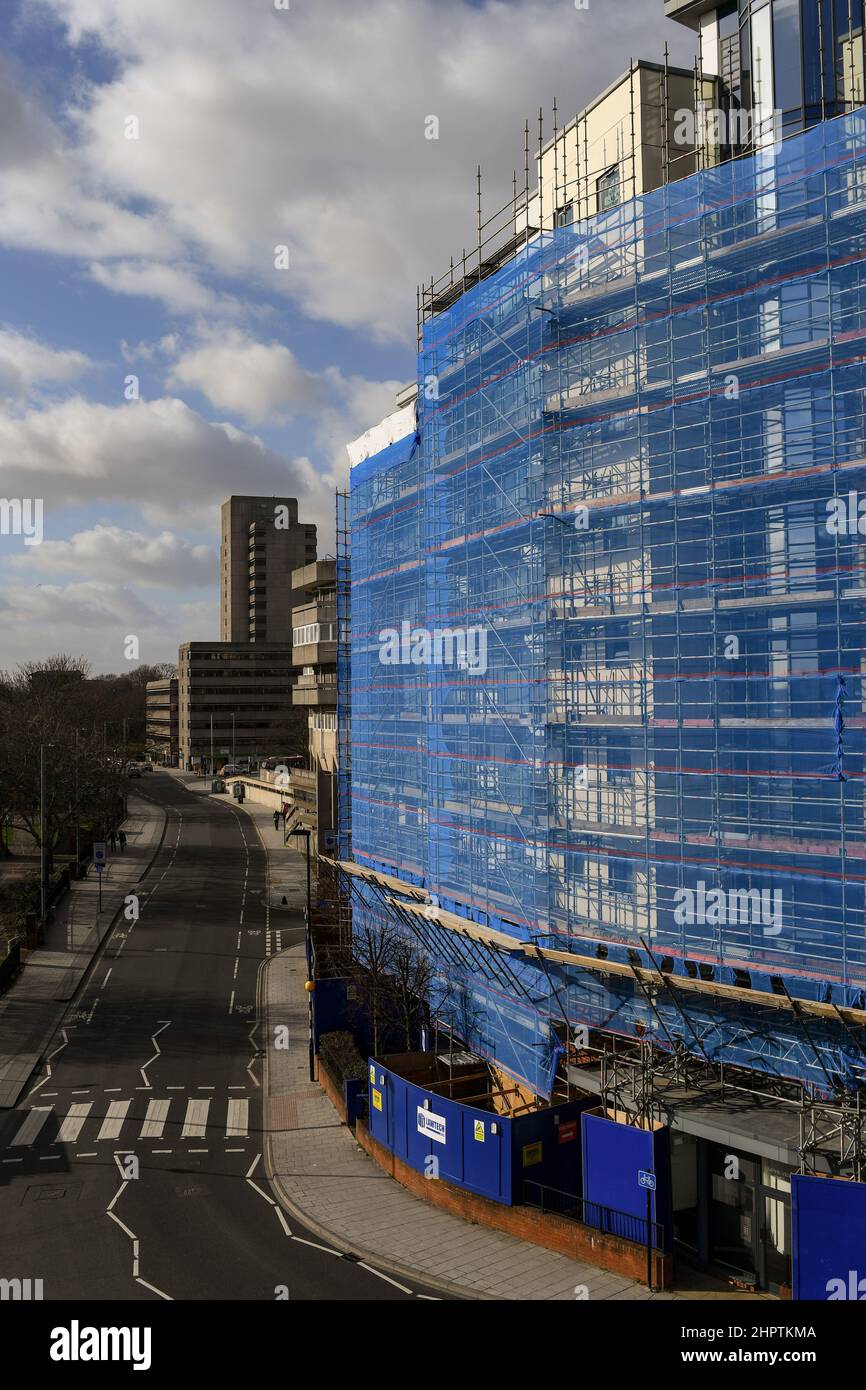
[
  {"x1": 555, "y1": 202, "x2": 574, "y2": 227},
  {"x1": 597, "y1": 166, "x2": 620, "y2": 212},
  {"x1": 292, "y1": 622, "x2": 335, "y2": 646},
  {"x1": 608, "y1": 857, "x2": 636, "y2": 897}
]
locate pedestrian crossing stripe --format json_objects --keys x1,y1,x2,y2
[{"x1": 6, "y1": 1096, "x2": 250, "y2": 1148}]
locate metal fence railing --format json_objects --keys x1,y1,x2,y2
[{"x1": 522, "y1": 1180, "x2": 665, "y2": 1252}]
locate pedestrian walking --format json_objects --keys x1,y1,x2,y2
[
  {"x1": 118, "y1": 830, "x2": 127, "y2": 852},
  {"x1": 108, "y1": 830, "x2": 117, "y2": 851},
  {"x1": 273, "y1": 810, "x2": 280, "y2": 830}
]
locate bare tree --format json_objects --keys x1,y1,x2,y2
[
  {"x1": 350, "y1": 917, "x2": 399, "y2": 1055},
  {"x1": 385, "y1": 935, "x2": 433, "y2": 1050}
]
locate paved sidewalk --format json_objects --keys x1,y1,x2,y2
[
  {"x1": 262, "y1": 946, "x2": 674, "y2": 1301},
  {"x1": 0, "y1": 793, "x2": 166, "y2": 1106},
  {"x1": 222, "y1": 780, "x2": 766, "y2": 1302}
]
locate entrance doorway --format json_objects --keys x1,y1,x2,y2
[{"x1": 706, "y1": 1142, "x2": 791, "y2": 1292}]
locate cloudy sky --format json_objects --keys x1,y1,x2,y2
[{"x1": 0, "y1": 0, "x2": 692, "y2": 671}]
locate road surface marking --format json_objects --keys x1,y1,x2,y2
[
  {"x1": 97, "y1": 1100, "x2": 131, "y2": 1141},
  {"x1": 101, "y1": 968, "x2": 112, "y2": 988},
  {"x1": 2, "y1": 1158, "x2": 23, "y2": 1164},
  {"x1": 25, "y1": 1030, "x2": 70, "y2": 1100},
  {"x1": 139, "y1": 1099, "x2": 171, "y2": 1139},
  {"x1": 226, "y1": 1098, "x2": 249, "y2": 1138},
  {"x1": 77, "y1": 1152, "x2": 97, "y2": 1158},
  {"x1": 137, "y1": 1278, "x2": 172, "y2": 1300},
  {"x1": 292, "y1": 1236, "x2": 339, "y2": 1256},
  {"x1": 358, "y1": 1263, "x2": 413, "y2": 1294},
  {"x1": 228, "y1": 990, "x2": 235, "y2": 1015},
  {"x1": 11, "y1": 1107, "x2": 53, "y2": 1146},
  {"x1": 140, "y1": 1020, "x2": 171, "y2": 1088},
  {"x1": 233, "y1": 957, "x2": 239, "y2": 979},
  {"x1": 57, "y1": 1103, "x2": 93, "y2": 1143},
  {"x1": 181, "y1": 1098, "x2": 210, "y2": 1138},
  {"x1": 39, "y1": 1154, "x2": 61, "y2": 1161}
]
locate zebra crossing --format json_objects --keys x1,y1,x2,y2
[{"x1": 2, "y1": 1092, "x2": 250, "y2": 1154}]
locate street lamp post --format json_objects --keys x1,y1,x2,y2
[
  {"x1": 290, "y1": 826, "x2": 314, "y2": 1080},
  {"x1": 231, "y1": 713, "x2": 236, "y2": 763},
  {"x1": 39, "y1": 742, "x2": 46, "y2": 925},
  {"x1": 210, "y1": 714, "x2": 214, "y2": 779}
]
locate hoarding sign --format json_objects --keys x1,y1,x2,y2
[{"x1": 416, "y1": 1106, "x2": 446, "y2": 1144}]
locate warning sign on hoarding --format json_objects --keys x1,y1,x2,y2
[
  {"x1": 473, "y1": 1119, "x2": 485, "y2": 1142},
  {"x1": 522, "y1": 1141, "x2": 543, "y2": 1167},
  {"x1": 372, "y1": 1089, "x2": 382, "y2": 1112}
]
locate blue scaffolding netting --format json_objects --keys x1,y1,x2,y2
[{"x1": 346, "y1": 109, "x2": 866, "y2": 1098}]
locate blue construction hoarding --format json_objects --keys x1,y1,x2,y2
[
  {"x1": 792, "y1": 1173, "x2": 866, "y2": 1300},
  {"x1": 581, "y1": 1109, "x2": 673, "y2": 1250},
  {"x1": 368, "y1": 1058, "x2": 590, "y2": 1205}
]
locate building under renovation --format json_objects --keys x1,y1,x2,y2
[{"x1": 336, "y1": 14, "x2": 866, "y2": 1295}]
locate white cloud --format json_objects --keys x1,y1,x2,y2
[
  {"x1": 0, "y1": 394, "x2": 333, "y2": 532},
  {"x1": 165, "y1": 328, "x2": 402, "y2": 434},
  {"x1": 0, "y1": 579, "x2": 214, "y2": 669},
  {"x1": 0, "y1": 55, "x2": 179, "y2": 264},
  {"x1": 120, "y1": 333, "x2": 180, "y2": 364},
  {"x1": 168, "y1": 330, "x2": 323, "y2": 425},
  {"x1": 88, "y1": 261, "x2": 235, "y2": 315},
  {"x1": 0, "y1": 327, "x2": 90, "y2": 401},
  {"x1": 11, "y1": 523, "x2": 214, "y2": 588},
  {"x1": 18, "y1": 0, "x2": 693, "y2": 340}
]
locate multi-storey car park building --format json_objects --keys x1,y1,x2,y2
[{"x1": 336, "y1": 12, "x2": 866, "y2": 1292}]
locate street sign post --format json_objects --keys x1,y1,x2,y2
[
  {"x1": 638, "y1": 1170, "x2": 656, "y2": 1291},
  {"x1": 93, "y1": 842, "x2": 106, "y2": 912}
]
